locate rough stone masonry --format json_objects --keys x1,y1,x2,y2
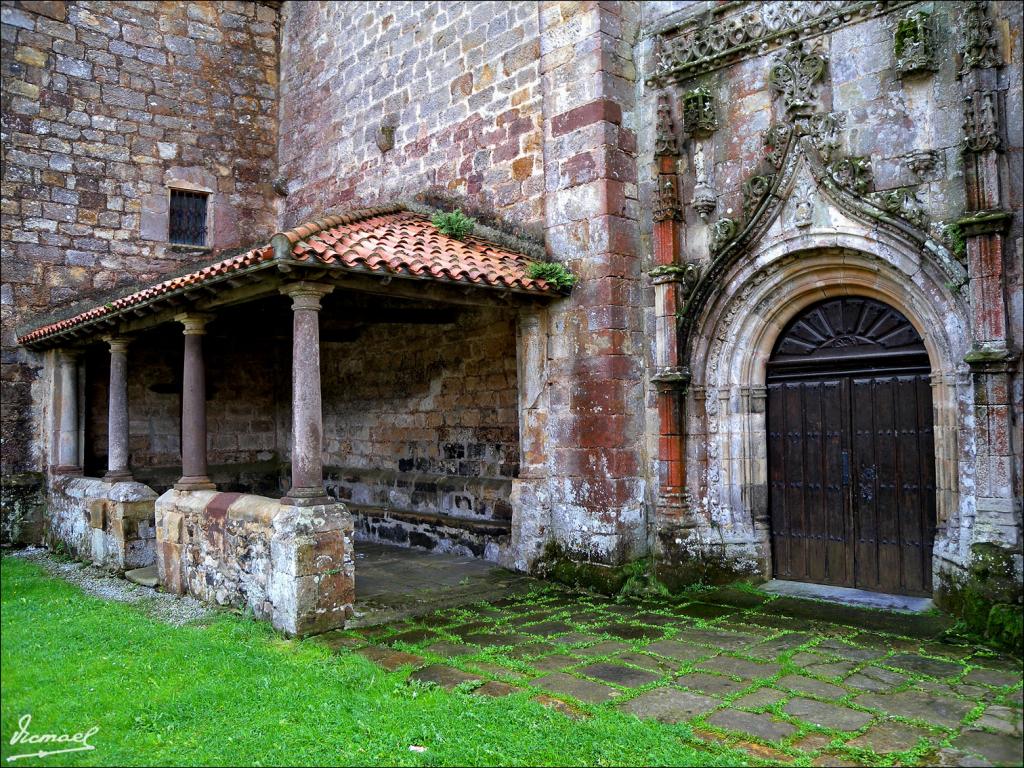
[{"x1": 1, "y1": 1, "x2": 1021, "y2": 645}]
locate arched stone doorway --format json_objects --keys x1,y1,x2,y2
[{"x1": 765, "y1": 296, "x2": 936, "y2": 596}]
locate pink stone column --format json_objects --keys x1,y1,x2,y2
[
  {"x1": 281, "y1": 282, "x2": 333, "y2": 505},
  {"x1": 104, "y1": 337, "x2": 132, "y2": 482},
  {"x1": 174, "y1": 314, "x2": 215, "y2": 491},
  {"x1": 54, "y1": 350, "x2": 83, "y2": 475}
]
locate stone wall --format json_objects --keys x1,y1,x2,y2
[
  {"x1": 45, "y1": 475, "x2": 156, "y2": 571},
  {"x1": 315, "y1": 304, "x2": 519, "y2": 521},
  {"x1": 156, "y1": 490, "x2": 355, "y2": 635},
  {"x1": 1, "y1": 0, "x2": 282, "y2": 501},
  {"x1": 277, "y1": 0, "x2": 544, "y2": 235}
]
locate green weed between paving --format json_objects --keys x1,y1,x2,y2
[{"x1": 0, "y1": 557, "x2": 749, "y2": 767}]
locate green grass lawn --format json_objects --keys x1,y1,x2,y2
[{"x1": 0, "y1": 557, "x2": 751, "y2": 766}]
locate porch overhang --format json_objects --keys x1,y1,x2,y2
[{"x1": 18, "y1": 204, "x2": 559, "y2": 350}]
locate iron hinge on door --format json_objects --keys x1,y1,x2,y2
[{"x1": 841, "y1": 451, "x2": 850, "y2": 486}]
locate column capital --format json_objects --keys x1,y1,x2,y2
[
  {"x1": 103, "y1": 335, "x2": 131, "y2": 353},
  {"x1": 281, "y1": 281, "x2": 333, "y2": 311},
  {"x1": 174, "y1": 312, "x2": 213, "y2": 335}
]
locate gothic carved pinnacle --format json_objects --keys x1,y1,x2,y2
[
  {"x1": 894, "y1": 10, "x2": 937, "y2": 76},
  {"x1": 653, "y1": 174, "x2": 682, "y2": 222},
  {"x1": 768, "y1": 43, "x2": 827, "y2": 116},
  {"x1": 655, "y1": 93, "x2": 679, "y2": 157},
  {"x1": 963, "y1": 90, "x2": 1002, "y2": 153},
  {"x1": 959, "y1": 1, "x2": 1002, "y2": 74},
  {"x1": 682, "y1": 87, "x2": 717, "y2": 137}
]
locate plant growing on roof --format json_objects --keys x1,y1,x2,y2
[
  {"x1": 526, "y1": 261, "x2": 577, "y2": 292},
  {"x1": 431, "y1": 209, "x2": 476, "y2": 240}
]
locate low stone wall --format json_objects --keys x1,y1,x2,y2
[
  {"x1": 46, "y1": 476, "x2": 157, "y2": 571},
  {"x1": 156, "y1": 490, "x2": 354, "y2": 636},
  {"x1": 352, "y1": 504, "x2": 511, "y2": 562}
]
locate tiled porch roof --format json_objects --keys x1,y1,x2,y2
[{"x1": 18, "y1": 205, "x2": 555, "y2": 348}]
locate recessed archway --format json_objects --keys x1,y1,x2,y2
[{"x1": 682, "y1": 234, "x2": 973, "y2": 592}]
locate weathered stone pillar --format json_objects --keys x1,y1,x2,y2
[
  {"x1": 281, "y1": 282, "x2": 333, "y2": 505},
  {"x1": 174, "y1": 313, "x2": 215, "y2": 491},
  {"x1": 104, "y1": 337, "x2": 132, "y2": 482},
  {"x1": 54, "y1": 350, "x2": 83, "y2": 475}
]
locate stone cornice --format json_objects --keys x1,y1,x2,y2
[{"x1": 647, "y1": 0, "x2": 913, "y2": 86}]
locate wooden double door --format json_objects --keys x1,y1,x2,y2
[{"x1": 766, "y1": 297, "x2": 936, "y2": 596}]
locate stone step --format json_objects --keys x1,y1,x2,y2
[{"x1": 125, "y1": 565, "x2": 159, "y2": 588}]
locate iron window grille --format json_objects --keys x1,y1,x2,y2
[{"x1": 168, "y1": 189, "x2": 209, "y2": 246}]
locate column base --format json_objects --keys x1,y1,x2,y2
[
  {"x1": 104, "y1": 470, "x2": 133, "y2": 483},
  {"x1": 281, "y1": 489, "x2": 334, "y2": 507},
  {"x1": 174, "y1": 476, "x2": 216, "y2": 491},
  {"x1": 52, "y1": 465, "x2": 84, "y2": 476}
]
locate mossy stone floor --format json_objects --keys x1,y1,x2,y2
[{"x1": 321, "y1": 582, "x2": 1023, "y2": 767}]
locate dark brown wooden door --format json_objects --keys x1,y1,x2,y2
[{"x1": 766, "y1": 297, "x2": 936, "y2": 596}]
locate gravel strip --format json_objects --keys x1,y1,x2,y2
[{"x1": 9, "y1": 547, "x2": 213, "y2": 626}]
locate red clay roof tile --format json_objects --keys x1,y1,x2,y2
[{"x1": 18, "y1": 205, "x2": 554, "y2": 347}]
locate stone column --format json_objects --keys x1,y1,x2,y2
[
  {"x1": 281, "y1": 282, "x2": 333, "y2": 505},
  {"x1": 104, "y1": 337, "x2": 132, "y2": 482},
  {"x1": 54, "y1": 350, "x2": 83, "y2": 475},
  {"x1": 174, "y1": 313, "x2": 215, "y2": 491}
]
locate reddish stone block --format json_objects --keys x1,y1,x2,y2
[{"x1": 551, "y1": 98, "x2": 623, "y2": 137}]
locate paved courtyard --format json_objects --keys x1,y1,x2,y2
[{"x1": 317, "y1": 547, "x2": 1023, "y2": 767}]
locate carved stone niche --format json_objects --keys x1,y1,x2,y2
[
  {"x1": 894, "y1": 11, "x2": 937, "y2": 77},
  {"x1": 682, "y1": 87, "x2": 717, "y2": 137}
]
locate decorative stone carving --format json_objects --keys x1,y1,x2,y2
[
  {"x1": 742, "y1": 174, "x2": 775, "y2": 221},
  {"x1": 866, "y1": 187, "x2": 927, "y2": 228},
  {"x1": 682, "y1": 87, "x2": 717, "y2": 136},
  {"x1": 649, "y1": 1, "x2": 905, "y2": 84},
  {"x1": 827, "y1": 156, "x2": 873, "y2": 196},
  {"x1": 959, "y1": 0, "x2": 1002, "y2": 74},
  {"x1": 762, "y1": 124, "x2": 792, "y2": 170},
  {"x1": 905, "y1": 149, "x2": 939, "y2": 177},
  {"x1": 894, "y1": 11, "x2": 937, "y2": 76},
  {"x1": 653, "y1": 174, "x2": 682, "y2": 221},
  {"x1": 802, "y1": 112, "x2": 846, "y2": 162},
  {"x1": 768, "y1": 43, "x2": 828, "y2": 115},
  {"x1": 709, "y1": 217, "x2": 737, "y2": 254},
  {"x1": 655, "y1": 93, "x2": 679, "y2": 157},
  {"x1": 792, "y1": 180, "x2": 816, "y2": 228},
  {"x1": 650, "y1": 262, "x2": 700, "y2": 289},
  {"x1": 691, "y1": 143, "x2": 716, "y2": 220},
  {"x1": 963, "y1": 90, "x2": 1001, "y2": 152}
]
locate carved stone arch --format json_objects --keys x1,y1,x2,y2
[
  {"x1": 680, "y1": 136, "x2": 967, "y2": 362},
  {"x1": 680, "y1": 229, "x2": 974, "y2": 593}
]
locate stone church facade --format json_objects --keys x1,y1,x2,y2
[{"x1": 1, "y1": 1, "x2": 1021, "y2": 639}]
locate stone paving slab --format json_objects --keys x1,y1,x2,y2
[
  {"x1": 952, "y1": 730, "x2": 1024, "y2": 766},
  {"x1": 530, "y1": 672, "x2": 622, "y2": 704},
  {"x1": 846, "y1": 721, "x2": 936, "y2": 753},
  {"x1": 578, "y1": 662, "x2": 661, "y2": 688},
  {"x1": 643, "y1": 638, "x2": 719, "y2": 662},
  {"x1": 784, "y1": 696, "x2": 874, "y2": 731},
  {"x1": 777, "y1": 674, "x2": 848, "y2": 700},
  {"x1": 617, "y1": 687, "x2": 720, "y2": 723},
  {"x1": 357, "y1": 646, "x2": 424, "y2": 671},
  {"x1": 697, "y1": 655, "x2": 782, "y2": 680},
  {"x1": 856, "y1": 690, "x2": 975, "y2": 729},
  {"x1": 409, "y1": 664, "x2": 481, "y2": 689},
  {"x1": 707, "y1": 708, "x2": 797, "y2": 742},
  {"x1": 733, "y1": 687, "x2": 790, "y2": 709},
  {"x1": 886, "y1": 652, "x2": 965, "y2": 679},
  {"x1": 675, "y1": 672, "x2": 752, "y2": 698}
]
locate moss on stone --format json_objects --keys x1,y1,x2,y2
[
  {"x1": 985, "y1": 603, "x2": 1023, "y2": 651},
  {"x1": 534, "y1": 541, "x2": 669, "y2": 596}
]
